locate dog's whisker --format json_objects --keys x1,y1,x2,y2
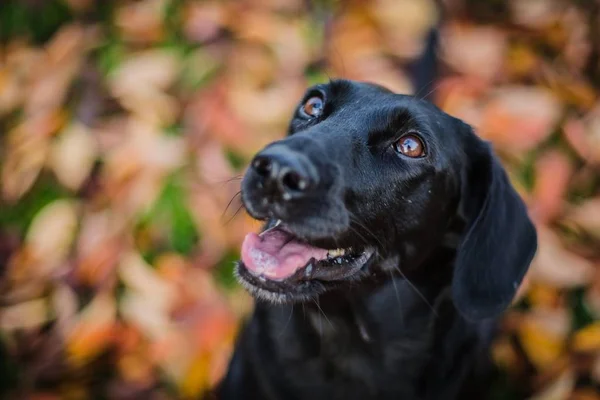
[
  {"x1": 313, "y1": 298, "x2": 334, "y2": 331},
  {"x1": 220, "y1": 174, "x2": 243, "y2": 184},
  {"x1": 388, "y1": 271, "x2": 405, "y2": 328},
  {"x1": 348, "y1": 212, "x2": 386, "y2": 250},
  {"x1": 410, "y1": 77, "x2": 436, "y2": 102},
  {"x1": 277, "y1": 304, "x2": 294, "y2": 338},
  {"x1": 224, "y1": 203, "x2": 245, "y2": 226},
  {"x1": 205, "y1": 175, "x2": 243, "y2": 189},
  {"x1": 312, "y1": 299, "x2": 324, "y2": 342},
  {"x1": 416, "y1": 81, "x2": 443, "y2": 102},
  {"x1": 393, "y1": 265, "x2": 438, "y2": 317},
  {"x1": 221, "y1": 190, "x2": 242, "y2": 220}
]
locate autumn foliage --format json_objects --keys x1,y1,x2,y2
[{"x1": 0, "y1": 0, "x2": 599, "y2": 399}]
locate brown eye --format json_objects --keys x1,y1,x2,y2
[
  {"x1": 393, "y1": 134, "x2": 425, "y2": 158},
  {"x1": 302, "y1": 96, "x2": 324, "y2": 118}
]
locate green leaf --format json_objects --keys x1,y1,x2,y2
[
  {"x1": 95, "y1": 39, "x2": 125, "y2": 76},
  {"x1": 179, "y1": 49, "x2": 222, "y2": 92},
  {"x1": 135, "y1": 172, "x2": 200, "y2": 260},
  {"x1": 569, "y1": 287, "x2": 596, "y2": 331},
  {"x1": 0, "y1": 338, "x2": 19, "y2": 396},
  {"x1": 516, "y1": 150, "x2": 537, "y2": 191},
  {"x1": 224, "y1": 148, "x2": 247, "y2": 171},
  {"x1": 0, "y1": 0, "x2": 73, "y2": 44},
  {"x1": 0, "y1": 173, "x2": 69, "y2": 234},
  {"x1": 213, "y1": 250, "x2": 241, "y2": 290}
]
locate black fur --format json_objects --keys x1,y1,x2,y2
[{"x1": 215, "y1": 51, "x2": 537, "y2": 400}]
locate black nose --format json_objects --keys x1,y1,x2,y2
[{"x1": 250, "y1": 146, "x2": 317, "y2": 200}]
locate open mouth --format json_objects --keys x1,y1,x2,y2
[{"x1": 237, "y1": 220, "x2": 374, "y2": 294}]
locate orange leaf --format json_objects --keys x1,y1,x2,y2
[
  {"x1": 480, "y1": 86, "x2": 561, "y2": 153},
  {"x1": 67, "y1": 293, "x2": 117, "y2": 365},
  {"x1": 441, "y1": 23, "x2": 507, "y2": 82},
  {"x1": 529, "y1": 227, "x2": 595, "y2": 288},
  {"x1": 531, "y1": 150, "x2": 573, "y2": 223}
]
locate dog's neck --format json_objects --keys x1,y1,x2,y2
[
  {"x1": 300, "y1": 242, "x2": 459, "y2": 345},
  {"x1": 246, "y1": 246, "x2": 495, "y2": 400}
]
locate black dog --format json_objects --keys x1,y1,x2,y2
[{"x1": 215, "y1": 78, "x2": 537, "y2": 400}]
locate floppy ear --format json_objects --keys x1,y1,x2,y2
[{"x1": 452, "y1": 140, "x2": 537, "y2": 321}]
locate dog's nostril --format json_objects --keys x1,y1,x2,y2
[
  {"x1": 281, "y1": 169, "x2": 308, "y2": 192},
  {"x1": 252, "y1": 156, "x2": 272, "y2": 177}
]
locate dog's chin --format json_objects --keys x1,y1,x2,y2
[{"x1": 234, "y1": 221, "x2": 376, "y2": 304}]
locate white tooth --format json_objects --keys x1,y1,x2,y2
[{"x1": 274, "y1": 219, "x2": 282, "y2": 227}]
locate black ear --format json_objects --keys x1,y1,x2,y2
[{"x1": 452, "y1": 140, "x2": 537, "y2": 321}]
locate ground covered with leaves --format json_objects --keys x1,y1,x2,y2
[{"x1": 0, "y1": 0, "x2": 599, "y2": 399}]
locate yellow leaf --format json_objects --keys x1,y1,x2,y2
[
  {"x1": 518, "y1": 310, "x2": 569, "y2": 369},
  {"x1": 118, "y1": 251, "x2": 176, "y2": 311},
  {"x1": 26, "y1": 199, "x2": 79, "y2": 276},
  {"x1": 52, "y1": 283, "x2": 78, "y2": 336},
  {"x1": 179, "y1": 352, "x2": 211, "y2": 399},
  {"x1": 572, "y1": 323, "x2": 600, "y2": 353},
  {"x1": 1, "y1": 125, "x2": 51, "y2": 202},
  {"x1": 49, "y1": 122, "x2": 98, "y2": 190},
  {"x1": 0, "y1": 298, "x2": 49, "y2": 331},
  {"x1": 527, "y1": 283, "x2": 561, "y2": 309},
  {"x1": 492, "y1": 337, "x2": 519, "y2": 369}
]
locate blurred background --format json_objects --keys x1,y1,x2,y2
[{"x1": 0, "y1": 0, "x2": 599, "y2": 399}]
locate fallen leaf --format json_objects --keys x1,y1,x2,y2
[
  {"x1": 509, "y1": 0, "x2": 561, "y2": 28},
  {"x1": 518, "y1": 309, "x2": 570, "y2": 369},
  {"x1": 593, "y1": 353, "x2": 600, "y2": 383},
  {"x1": 1, "y1": 121, "x2": 53, "y2": 202},
  {"x1": 24, "y1": 25, "x2": 86, "y2": 116},
  {"x1": 527, "y1": 283, "x2": 562, "y2": 310},
  {"x1": 110, "y1": 49, "x2": 180, "y2": 95},
  {"x1": 118, "y1": 352, "x2": 155, "y2": 385},
  {"x1": 118, "y1": 251, "x2": 176, "y2": 312},
  {"x1": 0, "y1": 298, "x2": 49, "y2": 331},
  {"x1": 76, "y1": 209, "x2": 124, "y2": 286},
  {"x1": 565, "y1": 197, "x2": 600, "y2": 240},
  {"x1": 572, "y1": 322, "x2": 600, "y2": 353},
  {"x1": 372, "y1": 0, "x2": 439, "y2": 59},
  {"x1": 179, "y1": 352, "x2": 211, "y2": 398},
  {"x1": 528, "y1": 370, "x2": 575, "y2": 400},
  {"x1": 531, "y1": 150, "x2": 573, "y2": 222},
  {"x1": 480, "y1": 86, "x2": 562, "y2": 152},
  {"x1": 563, "y1": 111, "x2": 600, "y2": 165},
  {"x1": 66, "y1": 292, "x2": 117, "y2": 365},
  {"x1": 25, "y1": 199, "x2": 79, "y2": 277},
  {"x1": 52, "y1": 284, "x2": 78, "y2": 337},
  {"x1": 529, "y1": 227, "x2": 595, "y2": 288},
  {"x1": 109, "y1": 50, "x2": 181, "y2": 125},
  {"x1": 183, "y1": 1, "x2": 226, "y2": 43},
  {"x1": 115, "y1": 0, "x2": 166, "y2": 44},
  {"x1": 49, "y1": 122, "x2": 98, "y2": 191},
  {"x1": 441, "y1": 23, "x2": 507, "y2": 82}
]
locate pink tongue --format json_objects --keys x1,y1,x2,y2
[{"x1": 241, "y1": 227, "x2": 328, "y2": 281}]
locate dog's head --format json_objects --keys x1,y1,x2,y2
[{"x1": 235, "y1": 79, "x2": 537, "y2": 321}]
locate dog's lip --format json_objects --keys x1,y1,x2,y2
[
  {"x1": 235, "y1": 249, "x2": 375, "y2": 300},
  {"x1": 237, "y1": 221, "x2": 374, "y2": 287}
]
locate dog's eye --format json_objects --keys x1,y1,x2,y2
[
  {"x1": 393, "y1": 134, "x2": 425, "y2": 158},
  {"x1": 301, "y1": 96, "x2": 324, "y2": 118}
]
